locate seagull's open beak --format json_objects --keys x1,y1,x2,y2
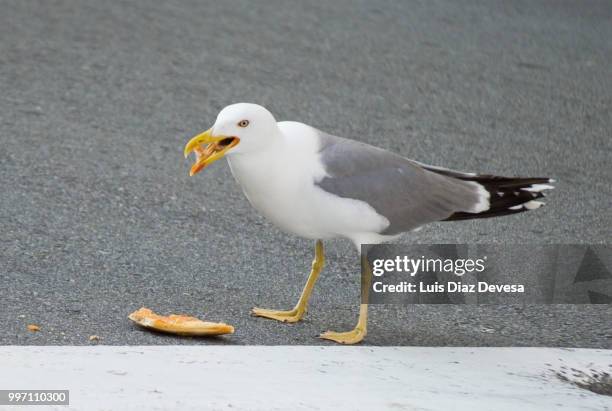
[{"x1": 183, "y1": 128, "x2": 240, "y2": 176}]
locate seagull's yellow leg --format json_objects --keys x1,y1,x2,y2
[
  {"x1": 251, "y1": 240, "x2": 324, "y2": 323},
  {"x1": 319, "y1": 253, "x2": 371, "y2": 344}
]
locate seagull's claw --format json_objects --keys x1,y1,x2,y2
[
  {"x1": 251, "y1": 307, "x2": 305, "y2": 323},
  {"x1": 319, "y1": 328, "x2": 366, "y2": 345}
]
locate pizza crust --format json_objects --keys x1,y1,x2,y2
[{"x1": 128, "y1": 307, "x2": 234, "y2": 336}]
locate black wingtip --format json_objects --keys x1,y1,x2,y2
[{"x1": 442, "y1": 175, "x2": 554, "y2": 221}]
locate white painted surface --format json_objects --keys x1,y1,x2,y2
[{"x1": 0, "y1": 346, "x2": 611, "y2": 411}]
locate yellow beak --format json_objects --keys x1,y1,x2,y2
[{"x1": 183, "y1": 128, "x2": 240, "y2": 176}]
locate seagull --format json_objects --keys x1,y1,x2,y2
[{"x1": 184, "y1": 103, "x2": 554, "y2": 344}]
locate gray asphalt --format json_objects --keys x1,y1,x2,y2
[{"x1": 1, "y1": 0, "x2": 610, "y2": 347}]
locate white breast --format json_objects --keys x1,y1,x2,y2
[{"x1": 226, "y1": 122, "x2": 391, "y2": 246}]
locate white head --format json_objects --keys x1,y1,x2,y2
[{"x1": 183, "y1": 103, "x2": 279, "y2": 176}]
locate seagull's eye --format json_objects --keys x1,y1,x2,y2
[{"x1": 237, "y1": 119, "x2": 250, "y2": 128}]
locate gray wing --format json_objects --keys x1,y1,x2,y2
[{"x1": 315, "y1": 132, "x2": 486, "y2": 235}]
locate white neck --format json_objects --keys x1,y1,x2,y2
[
  {"x1": 225, "y1": 126, "x2": 285, "y2": 196},
  {"x1": 224, "y1": 121, "x2": 328, "y2": 235}
]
